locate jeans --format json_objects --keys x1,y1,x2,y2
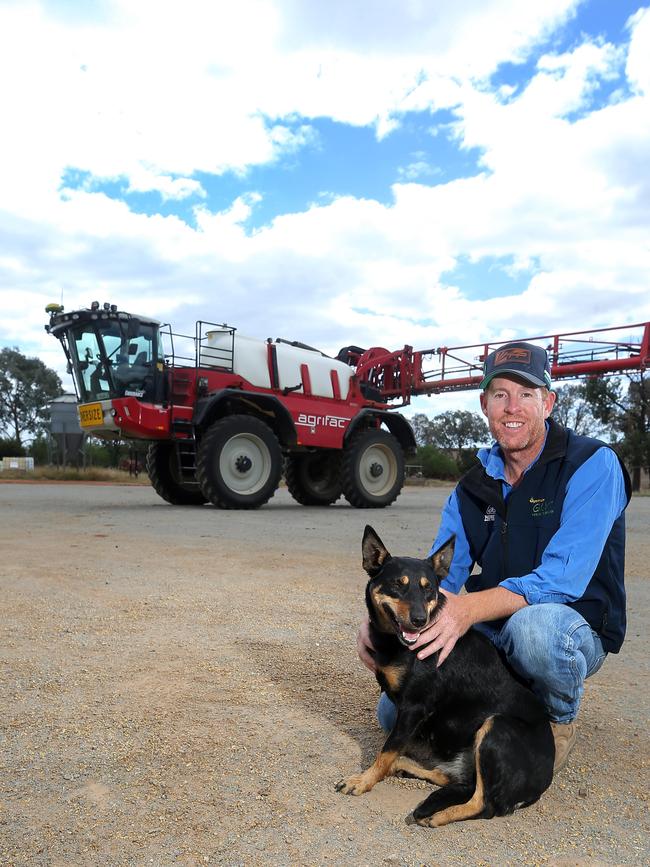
[{"x1": 377, "y1": 603, "x2": 607, "y2": 732}]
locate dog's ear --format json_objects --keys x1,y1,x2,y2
[
  {"x1": 362, "y1": 525, "x2": 391, "y2": 577},
  {"x1": 428, "y1": 535, "x2": 455, "y2": 579}
]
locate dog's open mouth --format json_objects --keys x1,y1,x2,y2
[
  {"x1": 381, "y1": 603, "x2": 432, "y2": 647},
  {"x1": 398, "y1": 628, "x2": 422, "y2": 647}
]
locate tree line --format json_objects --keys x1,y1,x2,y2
[
  {"x1": 1, "y1": 347, "x2": 648, "y2": 488},
  {"x1": 0, "y1": 347, "x2": 139, "y2": 468},
  {"x1": 410, "y1": 377, "x2": 649, "y2": 490}
]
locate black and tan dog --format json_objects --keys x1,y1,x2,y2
[{"x1": 336, "y1": 525, "x2": 554, "y2": 827}]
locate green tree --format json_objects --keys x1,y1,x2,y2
[
  {"x1": 28, "y1": 436, "x2": 50, "y2": 465},
  {"x1": 0, "y1": 436, "x2": 26, "y2": 457},
  {"x1": 98, "y1": 438, "x2": 126, "y2": 469},
  {"x1": 551, "y1": 383, "x2": 603, "y2": 437},
  {"x1": 416, "y1": 445, "x2": 460, "y2": 480},
  {"x1": 411, "y1": 409, "x2": 488, "y2": 473},
  {"x1": 429, "y1": 410, "x2": 489, "y2": 454},
  {"x1": 410, "y1": 412, "x2": 435, "y2": 446},
  {"x1": 0, "y1": 348, "x2": 63, "y2": 446},
  {"x1": 582, "y1": 373, "x2": 650, "y2": 491}
]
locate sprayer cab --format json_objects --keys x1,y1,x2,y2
[
  {"x1": 45, "y1": 301, "x2": 171, "y2": 439},
  {"x1": 46, "y1": 301, "x2": 164, "y2": 404}
]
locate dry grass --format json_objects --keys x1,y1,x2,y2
[{"x1": 0, "y1": 466, "x2": 150, "y2": 484}]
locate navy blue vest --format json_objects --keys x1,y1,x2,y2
[{"x1": 456, "y1": 419, "x2": 631, "y2": 653}]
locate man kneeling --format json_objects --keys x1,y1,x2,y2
[{"x1": 358, "y1": 341, "x2": 630, "y2": 773}]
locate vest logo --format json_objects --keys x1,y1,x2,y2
[
  {"x1": 530, "y1": 496, "x2": 554, "y2": 517},
  {"x1": 484, "y1": 505, "x2": 496, "y2": 522}
]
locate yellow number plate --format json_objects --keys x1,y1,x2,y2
[{"x1": 79, "y1": 402, "x2": 104, "y2": 427}]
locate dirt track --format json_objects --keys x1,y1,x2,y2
[{"x1": 0, "y1": 482, "x2": 648, "y2": 866}]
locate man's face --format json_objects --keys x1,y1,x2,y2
[{"x1": 480, "y1": 376, "x2": 556, "y2": 456}]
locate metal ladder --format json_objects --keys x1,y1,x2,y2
[{"x1": 174, "y1": 436, "x2": 200, "y2": 486}]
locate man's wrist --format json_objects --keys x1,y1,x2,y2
[{"x1": 464, "y1": 586, "x2": 527, "y2": 625}]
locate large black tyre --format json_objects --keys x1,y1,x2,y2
[
  {"x1": 285, "y1": 450, "x2": 342, "y2": 506},
  {"x1": 146, "y1": 442, "x2": 207, "y2": 505},
  {"x1": 196, "y1": 415, "x2": 283, "y2": 509},
  {"x1": 341, "y1": 429, "x2": 405, "y2": 508}
]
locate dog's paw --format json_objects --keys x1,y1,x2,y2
[
  {"x1": 335, "y1": 774, "x2": 371, "y2": 796},
  {"x1": 405, "y1": 812, "x2": 437, "y2": 828},
  {"x1": 406, "y1": 804, "x2": 447, "y2": 828}
]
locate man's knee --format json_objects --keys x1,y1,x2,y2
[
  {"x1": 499, "y1": 604, "x2": 589, "y2": 678},
  {"x1": 377, "y1": 692, "x2": 397, "y2": 733}
]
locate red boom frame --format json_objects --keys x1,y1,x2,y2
[{"x1": 355, "y1": 322, "x2": 650, "y2": 404}]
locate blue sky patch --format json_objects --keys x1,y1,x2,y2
[
  {"x1": 574, "y1": 0, "x2": 643, "y2": 43},
  {"x1": 443, "y1": 256, "x2": 537, "y2": 301},
  {"x1": 59, "y1": 111, "x2": 484, "y2": 232},
  {"x1": 490, "y1": 0, "x2": 640, "y2": 103},
  {"x1": 197, "y1": 112, "x2": 484, "y2": 229}
]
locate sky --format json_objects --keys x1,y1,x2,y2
[{"x1": 1, "y1": 0, "x2": 649, "y2": 416}]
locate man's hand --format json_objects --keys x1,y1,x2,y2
[
  {"x1": 356, "y1": 614, "x2": 377, "y2": 673},
  {"x1": 411, "y1": 586, "x2": 528, "y2": 666},
  {"x1": 356, "y1": 594, "x2": 473, "y2": 671},
  {"x1": 411, "y1": 590, "x2": 474, "y2": 666}
]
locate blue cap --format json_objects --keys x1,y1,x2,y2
[{"x1": 480, "y1": 342, "x2": 552, "y2": 390}]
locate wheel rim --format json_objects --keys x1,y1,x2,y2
[
  {"x1": 358, "y1": 443, "x2": 398, "y2": 497},
  {"x1": 219, "y1": 433, "x2": 272, "y2": 495}
]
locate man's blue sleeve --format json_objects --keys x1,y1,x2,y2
[
  {"x1": 500, "y1": 448, "x2": 628, "y2": 603},
  {"x1": 428, "y1": 489, "x2": 474, "y2": 593}
]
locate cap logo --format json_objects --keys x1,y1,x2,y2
[{"x1": 494, "y1": 348, "x2": 531, "y2": 365}]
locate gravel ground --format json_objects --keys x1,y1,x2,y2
[{"x1": 0, "y1": 482, "x2": 648, "y2": 867}]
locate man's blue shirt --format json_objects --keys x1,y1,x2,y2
[{"x1": 429, "y1": 426, "x2": 628, "y2": 603}]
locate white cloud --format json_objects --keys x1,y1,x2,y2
[
  {"x1": 626, "y1": 6, "x2": 650, "y2": 93},
  {"x1": 397, "y1": 156, "x2": 440, "y2": 181},
  {"x1": 126, "y1": 170, "x2": 205, "y2": 201},
  {"x1": 2, "y1": 0, "x2": 650, "y2": 409},
  {"x1": 0, "y1": 0, "x2": 582, "y2": 210},
  {"x1": 275, "y1": 0, "x2": 580, "y2": 72}
]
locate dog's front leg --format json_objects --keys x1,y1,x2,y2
[
  {"x1": 336, "y1": 706, "x2": 421, "y2": 796},
  {"x1": 335, "y1": 745, "x2": 399, "y2": 795}
]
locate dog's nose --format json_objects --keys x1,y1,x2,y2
[{"x1": 410, "y1": 613, "x2": 427, "y2": 629}]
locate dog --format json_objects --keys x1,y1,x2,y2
[{"x1": 336, "y1": 525, "x2": 554, "y2": 827}]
